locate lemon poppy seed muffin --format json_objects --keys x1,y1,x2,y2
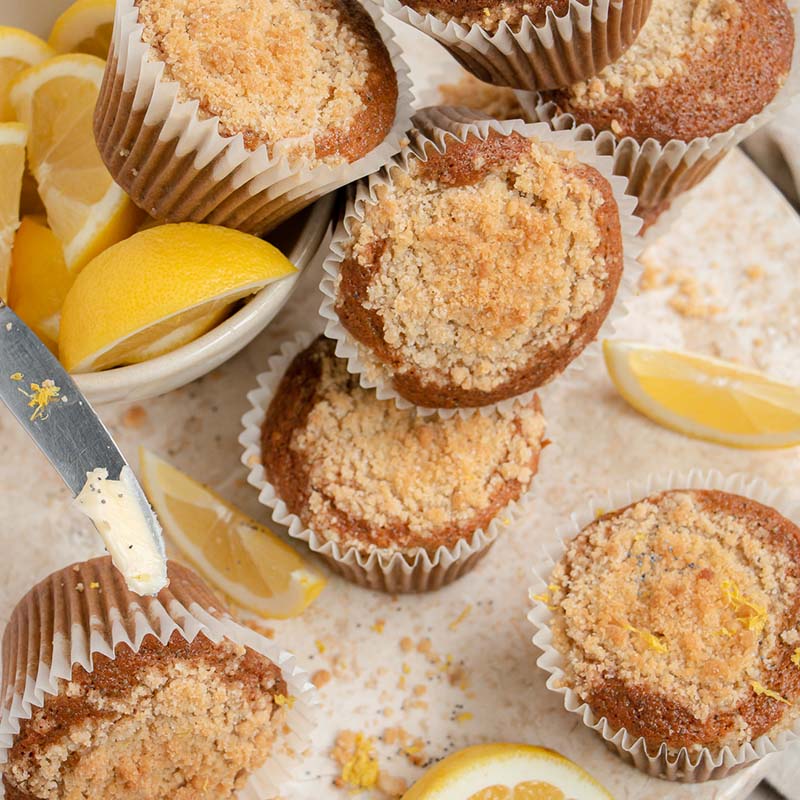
[
  {"x1": 543, "y1": 0, "x2": 795, "y2": 144},
  {"x1": 134, "y1": 0, "x2": 399, "y2": 165},
  {"x1": 398, "y1": 0, "x2": 572, "y2": 32},
  {"x1": 548, "y1": 490, "x2": 800, "y2": 755},
  {"x1": 334, "y1": 130, "x2": 623, "y2": 409},
  {"x1": 1, "y1": 558, "x2": 290, "y2": 800},
  {"x1": 261, "y1": 336, "x2": 546, "y2": 557}
]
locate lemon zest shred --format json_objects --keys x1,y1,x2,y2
[
  {"x1": 751, "y1": 681, "x2": 791, "y2": 706},
  {"x1": 449, "y1": 604, "x2": 473, "y2": 631},
  {"x1": 624, "y1": 623, "x2": 668, "y2": 653},
  {"x1": 792, "y1": 648, "x2": 800, "y2": 668},
  {"x1": 717, "y1": 627, "x2": 733, "y2": 637},
  {"x1": 18, "y1": 379, "x2": 62, "y2": 421},
  {"x1": 721, "y1": 579, "x2": 768, "y2": 635},
  {"x1": 274, "y1": 694, "x2": 296, "y2": 708},
  {"x1": 340, "y1": 733, "x2": 379, "y2": 790},
  {"x1": 371, "y1": 620, "x2": 385, "y2": 634},
  {"x1": 315, "y1": 639, "x2": 326, "y2": 654},
  {"x1": 10, "y1": 372, "x2": 23, "y2": 381},
  {"x1": 455, "y1": 712, "x2": 473, "y2": 723}
]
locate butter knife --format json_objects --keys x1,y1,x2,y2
[{"x1": 0, "y1": 300, "x2": 167, "y2": 596}]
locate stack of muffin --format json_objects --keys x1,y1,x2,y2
[{"x1": 381, "y1": 0, "x2": 797, "y2": 230}]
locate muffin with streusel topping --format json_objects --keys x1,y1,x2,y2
[
  {"x1": 545, "y1": 489, "x2": 800, "y2": 762},
  {"x1": 542, "y1": 0, "x2": 794, "y2": 145},
  {"x1": 95, "y1": 0, "x2": 405, "y2": 232},
  {"x1": 1, "y1": 557, "x2": 295, "y2": 800},
  {"x1": 258, "y1": 336, "x2": 546, "y2": 588},
  {"x1": 327, "y1": 125, "x2": 624, "y2": 410}
]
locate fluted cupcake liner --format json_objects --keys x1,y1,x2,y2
[
  {"x1": 0, "y1": 558, "x2": 317, "y2": 799},
  {"x1": 239, "y1": 330, "x2": 546, "y2": 593},
  {"x1": 375, "y1": 0, "x2": 652, "y2": 91},
  {"x1": 518, "y1": 12, "x2": 800, "y2": 238},
  {"x1": 528, "y1": 469, "x2": 800, "y2": 783},
  {"x1": 93, "y1": 0, "x2": 414, "y2": 235},
  {"x1": 319, "y1": 105, "x2": 643, "y2": 419}
]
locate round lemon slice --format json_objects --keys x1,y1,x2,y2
[
  {"x1": 0, "y1": 121, "x2": 27, "y2": 300},
  {"x1": 49, "y1": 0, "x2": 116, "y2": 59},
  {"x1": 604, "y1": 340, "x2": 800, "y2": 449},
  {"x1": 402, "y1": 744, "x2": 612, "y2": 800},
  {"x1": 9, "y1": 53, "x2": 142, "y2": 272},
  {"x1": 139, "y1": 448, "x2": 326, "y2": 619},
  {"x1": 8, "y1": 216, "x2": 73, "y2": 351},
  {"x1": 58, "y1": 222, "x2": 296, "y2": 372},
  {"x1": 0, "y1": 26, "x2": 54, "y2": 121}
]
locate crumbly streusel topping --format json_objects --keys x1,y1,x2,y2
[
  {"x1": 341, "y1": 140, "x2": 609, "y2": 392},
  {"x1": 290, "y1": 353, "x2": 545, "y2": 549},
  {"x1": 438, "y1": 72, "x2": 529, "y2": 121},
  {"x1": 7, "y1": 642, "x2": 283, "y2": 800},
  {"x1": 137, "y1": 0, "x2": 374, "y2": 163},
  {"x1": 550, "y1": 491, "x2": 799, "y2": 727},
  {"x1": 564, "y1": 0, "x2": 741, "y2": 110}
]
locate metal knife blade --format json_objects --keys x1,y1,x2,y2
[{"x1": 0, "y1": 300, "x2": 167, "y2": 595}]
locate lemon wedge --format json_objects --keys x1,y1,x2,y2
[
  {"x1": 402, "y1": 744, "x2": 612, "y2": 800},
  {"x1": 8, "y1": 216, "x2": 73, "y2": 351},
  {"x1": 0, "y1": 26, "x2": 54, "y2": 121},
  {"x1": 49, "y1": 0, "x2": 116, "y2": 58},
  {"x1": 58, "y1": 222, "x2": 296, "y2": 372},
  {"x1": 604, "y1": 340, "x2": 800, "y2": 449},
  {"x1": 0, "y1": 121, "x2": 27, "y2": 300},
  {"x1": 9, "y1": 53, "x2": 142, "y2": 272},
  {"x1": 138, "y1": 448, "x2": 326, "y2": 619}
]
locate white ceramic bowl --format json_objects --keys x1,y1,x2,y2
[{"x1": 4, "y1": 0, "x2": 335, "y2": 405}]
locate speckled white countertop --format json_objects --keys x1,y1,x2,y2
[{"x1": 1, "y1": 20, "x2": 800, "y2": 800}]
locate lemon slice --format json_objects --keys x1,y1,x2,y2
[
  {"x1": 604, "y1": 340, "x2": 800, "y2": 449},
  {"x1": 0, "y1": 121, "x2": 27, "y2": 300},
  {"x1": 49, "y1": 0, "x2": 116, "y2": 58},
  {"x1": 402, "y1": 744, "x2": 612, "y2": 800},
  {"x1": 0, "y1": 26, "x2": 54, "y2": 121},
  {"x1": 9, "y1": 53, "x2": 142, "y2": 272},
  {"x1": 139, "y1": 448, "x2": 326, "y2": 619},
  {"x1": 58, "y1": 222, "x2": 296, "y2": 372},
  {"x1": 8, "y1": 216, "x2": 73, "y2": 351}
]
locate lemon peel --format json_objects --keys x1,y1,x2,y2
[
  {"x1": 623, "y1": 623, "x2": 668, "y2": 653},
  {"x1": 751, "y1": 681, "x2": 791, "y2": 706},
  {"x1": 721, "y1": 579, "x2": 768, "y2": 635},
  {"x1": 792, "y1": 648, "x2": 800, "y2": 668}
]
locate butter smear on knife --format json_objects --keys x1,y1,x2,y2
[{"x1": 75, "y1": 467, "x2": 168, "y2": 596}]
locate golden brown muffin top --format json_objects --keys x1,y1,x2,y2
[
  {"x1": 545, "y1": 0, "x2": 795, "y2": 143},
  {"x1": 337, "y1": 131, "x2": 618, "y2": 398},
  {"x1": 261, "y1": 337, "x2": 546, "y2": 554},
  {"x1": 136, "y1": 0, "x2": 398, "y2": 164},
  {"x1": 400, "y1": 0, "x2": 571, "y2": 32},
  {"x1": 548, "y1": 490, "x2": 800, "y2": 752}
]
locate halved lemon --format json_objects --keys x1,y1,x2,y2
[
  {"x1": 402, "y1": 744, "x2": 612, "y2": 800},
  {"x1": 139, "y1": 448, "x2": 326, "y2": 619},
  {"x1": 49, "y1": 0, "x2": 116, "y2": 59},
  {"x1": 8, "y1": 216, "x2": 73, "y2": 351},
  {"x1": 9, "y1": 53, "x2": 142, "y2": 272},
  {"x1": 0, "y1": 26, "x2": 54, "y2": 121},
  {"x1": 0, "y1": 121, "x2": 27, "y2": 300},
  {"x1": 604, "y1": 340, "x2": 800, "y2": 449},
  {"x1": 58, "y1": 222, "x2": 296, "y2": 372}
]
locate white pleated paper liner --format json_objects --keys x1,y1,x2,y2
[
  {"x1": 517, "y1": 9, "x2": 800, "y2": 236},
  {"x1": 318, "y1": 105, "x2": 643, "y2": 420},
  {"x1": 527, "y1": 469, "x2": 800, "y2": 783},
  {"x1": 94, "y1": 0, "x2": 415, "y2": 235},
  {"x1": 239, "y1": 330, "x2": 547, "y2": 594},
  {"x1": 375, "y1": 0, "x2": 652, "y2": 91},
  {"x1": 0, "y1": 557, "x2": 317, "y2": 800}
]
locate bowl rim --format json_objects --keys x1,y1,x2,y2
[{"x1": 72, "y1": 192, "x2": 336, "y2": 401}]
